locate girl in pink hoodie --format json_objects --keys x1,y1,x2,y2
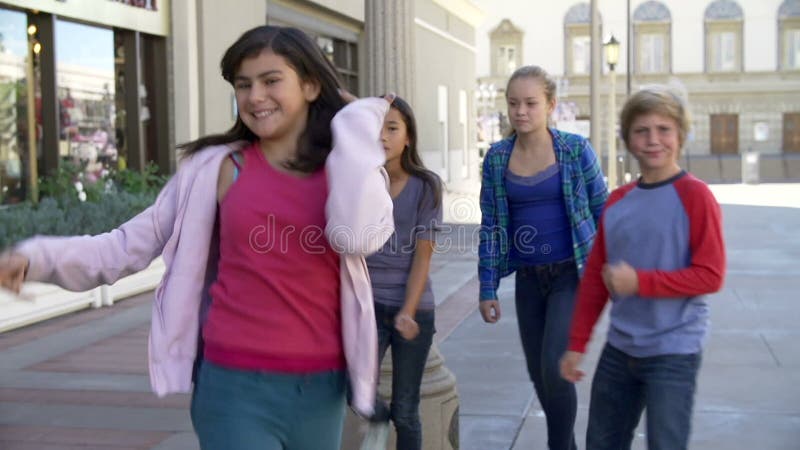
[{"x1": 0, "y1": 26, "x2": 394, "y2": 450}]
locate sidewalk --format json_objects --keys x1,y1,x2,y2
[{"x1": 1, "y1": 184, "x2": 799, "y2": 449}]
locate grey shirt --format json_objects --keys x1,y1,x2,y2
[{"x1": 366, "y1": 175, "x2": 442, "y2": 310}]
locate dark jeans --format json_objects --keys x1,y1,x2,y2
[
  {"x1": 587, "y1": 344, "x2": 701, "y2": 450},
  {"x1": 374, "y1": 302, "x2": 435, "y2": 450},
  {"x1": 515, "y1": 260, "x2": 579, "y2": 450}
]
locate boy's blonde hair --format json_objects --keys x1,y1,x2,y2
[{"x1": 620, "y1": 86, "x2": 690, "y2": 150}]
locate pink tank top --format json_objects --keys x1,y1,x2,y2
[{"x1": 204, "y1": 142, "x2": 343, "y2": 372}]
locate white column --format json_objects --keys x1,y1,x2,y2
[{"x1": 365, "y1": 0, "x2": 415, "y2": 99}]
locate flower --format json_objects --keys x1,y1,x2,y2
[
  {"x1": 78, "y1": 191, "x2": 87, "y2": 202},
  {"x1": 74, "y1": 181, "x2": 84, "y2": 192}
]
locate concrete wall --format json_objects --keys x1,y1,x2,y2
[
  {"x1": 414, "y1": 0, "x2": 481, "y2": 188},
  {"x1": 170, "y1": 0, "x2": 267, "y2": 145}
]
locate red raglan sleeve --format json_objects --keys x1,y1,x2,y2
[{"x1": 636, "y1": 176, "x2": 726, "y2": 298}]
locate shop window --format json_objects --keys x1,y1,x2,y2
[
  {"x1": 0, "y1": 7, "x2": 30, "y2": 204},
  {"x1": 55, "y1": 19, "x2": 117, "y2": 182}
]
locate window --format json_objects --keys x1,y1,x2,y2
[
  {"x1": 640, "y1": 33, "x2": 665, "y2": 73},
  {"x1": 788, "y1": 29, "x2": 800, "y2": 69},
  {"x1": 316, "y1": 36, "x2": 358, "y2": 94},
  {"x1": 571, "y1": 36, "x2": 591, "y2": 75},
  {"x1": 633, "y1": 1, "x2": 671, "y2": 74},
  {"x1": 704, "y1": 0, "x2": 743, "y2": 73},
  {"x1": 779, "y1": 0, "x2": 800, "y2": 70},
  {"x1": 55, "y1": 19, "x2": 118, "y2": 179},
  {"x1": 497, "y1": 45, "x2": 517, "y2": 76},
  {"x1": 0, "y1": 7, "x2": 30, "y2": 204},
  {"x1": 712, "y1": 31, "x2": 737, "y2": 71},
  {"x1": 564, "y1": 3, "x2": 596, "y2": 76}
]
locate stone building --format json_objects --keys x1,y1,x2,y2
[{"x1": 474, "y1": 0, "x2": 800, "y2": 183}]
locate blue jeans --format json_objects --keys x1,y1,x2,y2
[
  {"x1": 190, "y1": 361, "x2": 346, "y2": 450},
  {"x1": 587, "y1": 344, "x2": 701, "y2": 450},
  {"x1": 375, "y1": 302, "x2": 435, "y2": 450},
  {"x1": 515, "y1": 260, "x2": 579, "y2": 450}
]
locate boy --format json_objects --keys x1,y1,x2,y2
[{"x1": 560, "y1": 86, "x2": 726, "y2": 450}]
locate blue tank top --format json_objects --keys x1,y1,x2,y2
[{"x1": 505, "y1": 164, "x2": 574, "y2": 265}]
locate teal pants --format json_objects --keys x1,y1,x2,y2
[{"x1": 190, "y1": 361, "x2": 346, "y2": 450}]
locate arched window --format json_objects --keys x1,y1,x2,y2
[
  {"x1": 633, "y1": 1, "x2": 671, "y2": 74},
  {"x1": 779, "y1": 0, "x2": 800, "y2": 71},
  {"x1": 564, "y1": 3, "x2": 600, "y2": 76},
  {"x1": 704, "y1": 0, "x2": 744, "y2": 73}
]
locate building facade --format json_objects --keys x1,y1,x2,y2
[
  {"x1": 172, "y1": 0, "x2": 483, "y2": 191},
  {"x1": 475, "y1": 0, "x2": 800, "y2": 183},
  {"x1": 0, "y1": 0, "x2": 482, "y2": 206},
  {"x1": 0, "y1": 0, "x2": 170, "y2": 205}
]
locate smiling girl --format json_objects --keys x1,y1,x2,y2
[{"x1": 0, "y1": 26, "x2": 395, "y2": 450}]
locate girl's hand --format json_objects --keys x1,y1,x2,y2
[
  {"x1": 479, "y1": 299, "x2": 501, "y2": 323},
  {"x1": 602, "y1": 261, "x2": 639, "y2": 296},
  {"x1": 394, "y1": 311, "x2": 420, "y2": 340},
  {"x1": 559, "y1": 351, "x2": 585, "y2": 383},
  {"x1": 0, "y1": 252, "x2": 29, "y2": 294}
]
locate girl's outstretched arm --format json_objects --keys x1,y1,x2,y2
[{"x1": 10, "y1": 176, "x2": 179, "y2": 292}]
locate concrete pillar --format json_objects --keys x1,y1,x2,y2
[
  {"x1": 379, "y1": 344, "x2": 460, "y2": 450},
  {"x1": 365, "y1": 0, "x2": 415, "y2": 99}
]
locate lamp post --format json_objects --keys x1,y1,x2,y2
[{"x1": 604, "y1": 34, "x2": 620, "y2": 190}]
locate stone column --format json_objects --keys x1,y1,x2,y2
[
  {"x1": 365, "y1": 0, "x2": 415, "y2": 99},
  {"x1": 378, "y1": 344, "x2": 460, "y2": 450}
]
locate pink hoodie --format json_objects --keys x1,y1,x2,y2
[{"x1": 16, "y1": 98, "x2": 394, "y2": 416}]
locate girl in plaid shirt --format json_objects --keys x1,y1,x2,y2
[{"x1": 478, "y1": 65, "x2": 607, "y2": 450}]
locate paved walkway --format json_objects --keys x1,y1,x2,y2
[{"x1": 0, "y1": 184, "x2": 798, "y2": 449}]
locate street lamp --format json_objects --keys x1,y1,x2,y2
[{"x1": 604, "y1": 34, "x2": 620, "y2": 189}]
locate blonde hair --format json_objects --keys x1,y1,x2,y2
[
  {"x1": 620, "y1": 86, "x2": 690, "y2": 149},
  {"x1": 504, "y1": 65, "x2": 557, "y2": 136},
  {"x1": 505, "y1": 65, "x2": 557, "y2": 104}
]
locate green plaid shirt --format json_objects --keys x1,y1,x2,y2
[{"x1": 478, "y1": 129, "x2": 608, "y2": 300}]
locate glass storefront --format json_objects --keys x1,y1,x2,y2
[
  {"x1": 55, "y1": 19, "x2": 118, "y2": 183},
  {"x1": 0, "y1": 2, "x2": 169, "y2": 205},
  {"x1": 0, "y1": 8, "x2": 29, "y2": 204}
]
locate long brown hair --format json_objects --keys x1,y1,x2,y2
[
  {"x1": 390, "y1": 96, "x2": 442, "y2": 207},
  {"x1": 179, "y1": 26, "x2": 345, "y2": 173}
]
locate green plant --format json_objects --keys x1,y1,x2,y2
[{"x1": 0, "y1": 161, "x2": 167, "y2": 249}]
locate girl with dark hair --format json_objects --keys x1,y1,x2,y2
[
  {"x1": 0, "y1": 25, "x2": 395, "y2": 450},
  {"x1": 478, "y1": 65, "x2": 608, "y2": 450},
  {"x1": 363, "y1": 96, "x2": 443, "y2": 450}
]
